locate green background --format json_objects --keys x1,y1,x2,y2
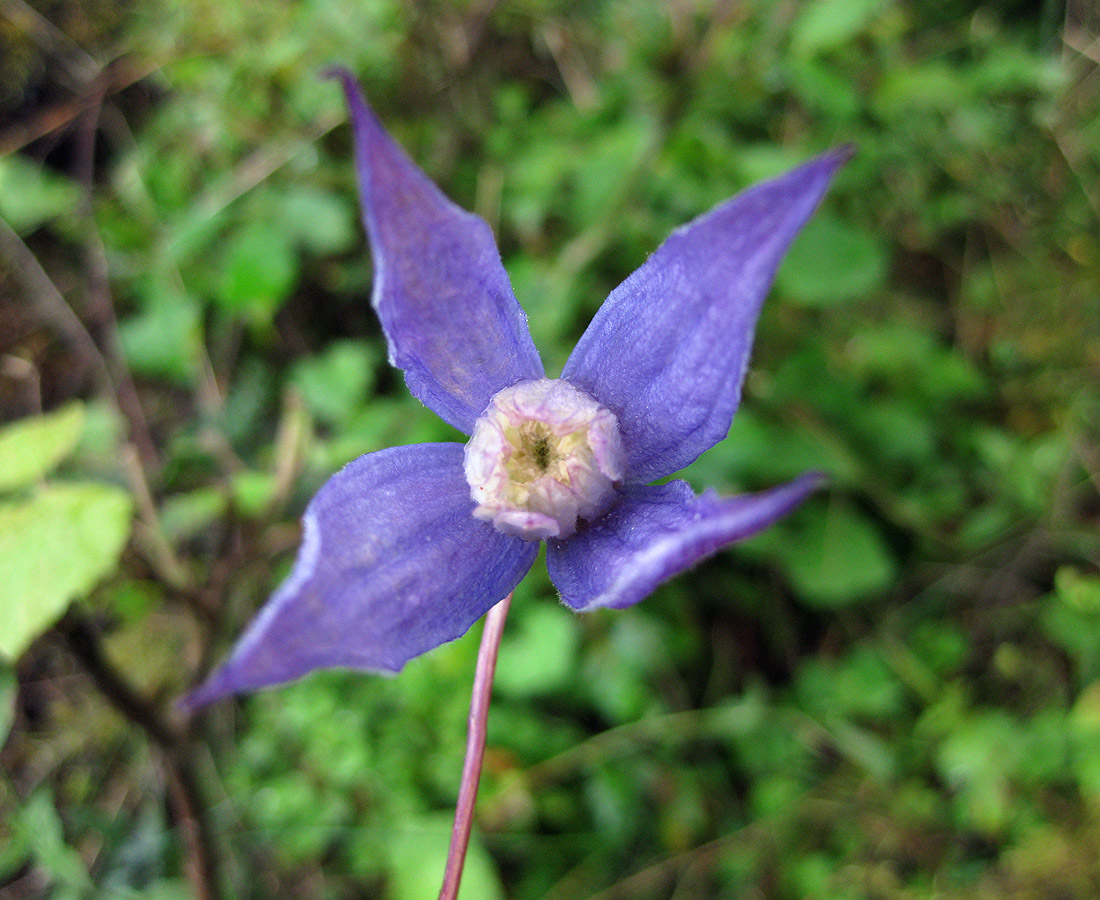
[{"x1": 1, "y1": 0, "x2": 1098, "y2": 897}]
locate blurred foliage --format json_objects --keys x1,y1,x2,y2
[
  {"x1": 1, "y1": 0, "x2": 1098, "y2": 898},
  {"x1": 0, "y1": 404, "x2": 133, "y2": 660}
]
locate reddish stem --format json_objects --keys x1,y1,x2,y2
[{"x1": 437, "y1": 592, "x2": 513, "y2": 900}]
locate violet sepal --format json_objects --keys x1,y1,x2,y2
[
  {"x1": 547, "y1": 472, "x2": 825, "y2": 611},
  {"x1": 563, "y1": 147, "x2": 853, "y2": 483},
  {"x1": 187, "y1": 73, "x2": 849, "y2": 706},
  {"x1": 332, "y1": 69, "x2": 543, "y2": 434},
  {"x1": 185, "y1": 444, "x2": 536, "y2": 708}
]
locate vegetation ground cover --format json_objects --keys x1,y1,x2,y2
[{"x1": 1, "y1": 1, "x2": 1098, "y2": 898}]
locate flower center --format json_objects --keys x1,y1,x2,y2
[{"x1": 464, "y1": 379, "x2": 626, "y2": 540}]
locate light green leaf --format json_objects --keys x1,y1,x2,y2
[
  {"x1": 278, "y1": 186, "x2": 358, "y2": 254},
  {"x1": 118, "y1": 296, "x2": 202, "y2": 384},
  {"x1": 385, "y1": 814, "x2": 503, "y2": 900},
  {"x1": 1055, "y1": 567, "x2": 1100, "y2": 616},
  {"x1": 0, "y1": 483, "x2": 133, "y2": 660},
  {"x1": 215, "y1": 223, "x2": 299, "y2": 317},
  {"x1": 1072, "y1": 683, "x2": 1100, "y2": 800},
  {"x1": 791, "y1": 0, "x2": 887, "y2": 57},
  {"x1": 495, "y1": 603, "x2": 579, "y2": 697},
  {"x1": 15, "y1": 791, "x2": 93, "y2": 896},
  {"x1": 777, "y1": 213, "x2": 889, "y2": 305},
  {"x1": 128, "y1": 881, "x2": 191, "y2": 900},
  {"x1": 733, "y1": 145, "x2": 808, "y2": 184},
  {"x1": 231, "y1": 470, "x2": 278, "y2": 518},
  {"x1": 874, "y1": 62, "x2": 965, "y2": 116},
  {"x1": 774, "y1": 502, "x2": 896, "y2": 607},
  {"x1": 290, "y1": 340, "x2": 377, "y2": 426},
  {"x1": 160, "y1": 487, "x2": 227, "y2": 543},
  {"x1": 572, "y1": 118, "x2": 652, "y2": 223},
  {"x1": 119, "y1": 275, "x2": 203, "y2": 377},
  {"x1": 0, "y1": 404, "x2": 84, "y2": 492},
  {"x1": 0, "y1": 155, "x2": 81, "y2": 234}
]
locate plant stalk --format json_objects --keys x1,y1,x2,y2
[{"x1": 437, "y1": 592, "x2": 513, "y2": 900}]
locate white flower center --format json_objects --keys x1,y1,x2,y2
[{"x1": 464, "y1": 379, "x2": 626, "y2": 540}]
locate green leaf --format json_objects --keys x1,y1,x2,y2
[
  {"x1": 571, "y1": 118, "x2": 652, "y2": 223},
  {"x1": 0, "y1": 155, "x2": 81, "y2": 234},
  {"x1": 215, "y1": 223, "x2": 298, "y2": 317},
  {"x1": 1071, "y1": 683, "x2": 1100, "y2": 800},
  {"x1": 777, "y1": 213, "x2": 889, "y2": 305},
  {"x1": 385, "y1": 814, "x2": 503, "y2": 900},
  {"x1": 788, "y1": 58, "x2": 862, "y2": 119},
  {"x1": 874, "y1": 63, "x2": 966, "y2": 117},
  {"x1": 130, "y1": 881, "x2": 192, "y2": 900},
  {"x1": 160, "y1": 487, "x2": 227, "y2": 543},
  {"x1": 791, "y1": 0, "x2": 887, "y2": 57},
  {"x1": 772, "y1": 502, "x2": 896, "y2": 607},
  {"x1": 796, "y1": 645, "x2": 904, "y2": 721},
  {"x1": 231, "y1": 470, "x2": 279, "y2": 518},
  {"x1": 117, "y1": 295, "x2": 202, "y2": 384},
  {"x1": 936, "y1": 711, "x2": 1019, "y2": 833},
  {"x1": 14, "y1": 791, "x2": 93, "y2": 896},
  {"x1": 290, "y1": 340, "x2": 377, "y2": 426},
  {"x1": 0, "y1": 404, "x2": 85, "y2": 492},
  {"x1": 495, "y1": 603, "x2": 579, "y2": 697},
  {"x1": 278, "y1": 186, "x2": 358, "y2": 254},
  {"x1": 73, "y1": 400, "x2": 127, "y2": 468},
  {"x1": 684, "y1": 409, "x2": 859, "y2": 490},
  {"x1": 1055, "y1": 567, "x2": 1100, "y2": 616},
  {"x1": 733, "y1": 146, "x2": 809, "y2": 184},
  {"x1": 0, "y1": 483, "x2": 133, "y2": 660}
]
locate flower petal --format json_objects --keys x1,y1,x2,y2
[
  {"x1": 563, "y1": 148, "x2": 851, "y2": 483},
  {"x1": 332, "y1": 70, "x2": 543, "y2": 433},
  {"x1": 547, "y1": 473, "x2": 823, "y2": 612},
  {"x1": 186, "y1": 443, "x2": 537, "y2": 706}
]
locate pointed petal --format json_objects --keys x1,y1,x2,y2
[
  {"x1": 547, "y1": 473, "x2": 823, "y2": 612},
  {"x1": 563, "y1": 148, "x2": 851, "y2": 483},
  {"x1": 186, "y1": 444, "x2": 536, "y2": 706},
  {"x1": 332, "y1": 70, "x2": 543, "y2": 433}
]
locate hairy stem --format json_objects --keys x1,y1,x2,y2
[{"x1": 437, "y1": 592, "x2": 513, "y2": 900}]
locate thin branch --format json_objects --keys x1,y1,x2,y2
[
  {"x1": 73, "y1": 80, "x2": 160, "y2": 475},
  {"x1": 0, "y1": 0, "x2": 99, "y2": 83},
  {"x1": 0, "y1": 216, "x2": 112, "y2": 393},
  {"x1": 0, "y1": 211, "x2": 159, "y2": 472},
  {"x1": 1051, "y1": 128, "x2": 1100, "y2": 224},
  {"x1": 437, "y1": 592, "x2": 513, "y2": 900},
  {"x1": 164, "y1": 113, "x2": 343, "y2": 264},
  {"x1": 0, "y1": 57, "x2": 157, "y2": 157},
  {"x1": 58, "y1": 609, "x2": 223, "y2": 900},
  {"x1": 583, "y1": 826, "x2": 762, "y2": 900},
  {"x1": 59, "y1": 610, "x2": 182, "y2": 748},
  {"x1": 121, "y1": 443, "x2": 191, "y2": 590},
  {"x1": 1063, "y1": 27, "x2": 1100, "y2": 66}
]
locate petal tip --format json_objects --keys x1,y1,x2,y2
[
  {"x1": 801, "y1": 469, "x2": 829, "y2": 490},
  {"x1": 325, "y1": 68, "x2": 382, "y2": 133},
  {"x1": 178, "y1": 673, "x2": 231, "y2": 713},
  {"x1": 319, "y1": 65, "x2": 354, "y2": 85},
  {"x1": 803, "y1": 144, "x2": 855, "y2": 185},
  {"x1": 773, "y1": 470, "x2": 829, "y2": 510},
  {"x1": 828, "y1": 143, "x2": 857, "y2": 166}
]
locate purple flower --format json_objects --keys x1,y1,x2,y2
[{"x1": 187, "y1": 72, "x2": 849, "y2": 707}]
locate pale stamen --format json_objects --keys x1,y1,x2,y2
[{"x1": 464, "y1": 379, "x2": 626, "y2": 540}]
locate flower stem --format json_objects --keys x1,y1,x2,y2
[{"x1": 437, "y1": 591, "x2": 513, "y2": 900}]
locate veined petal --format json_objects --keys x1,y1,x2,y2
[
  {"x1": 186, "y1": 444, "x2": 537, "y2": 707},
  {"x1": 547, "y1": 473, "x2": 823, "y2": 612},
  {"x1": 332, "y1": 70, "x2": 543, "y2": 433},
  {"x1": 563, "y1": 148, "x2": 851, "y2": 483}
]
